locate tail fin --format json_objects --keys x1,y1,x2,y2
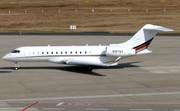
[{"x1": 122, "y1": 24, "x2": 173, "y2": 52}]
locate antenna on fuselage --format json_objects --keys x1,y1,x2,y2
[
  {"x1": 86, "y1": 44, "x2": 88, "y2": 46},
  {"x1": 48, "y1": 44, "x2": 50, "y2": 47}
]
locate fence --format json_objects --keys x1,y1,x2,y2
[{"x1": 2, "y1": 8, "x2": 180, "y2": 14}]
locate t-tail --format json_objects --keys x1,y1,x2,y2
[{"x1": 121, "y1": 24, "x2": 173, "y2": 54}]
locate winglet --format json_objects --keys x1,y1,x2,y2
[{"x1": 109, "y1": 62, "x2": 118, "y2": 66}]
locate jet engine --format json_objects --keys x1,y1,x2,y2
[{"x1": 105, "y1": 46, "x2": 136, "y2": 57}]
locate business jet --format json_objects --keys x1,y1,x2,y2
[{"x1": 2, "y1": 24, "x2": 173, "y2": 70}]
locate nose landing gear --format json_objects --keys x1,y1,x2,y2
[{"x1": 14, "y1": 62, "x2": 19, "y2": 70}]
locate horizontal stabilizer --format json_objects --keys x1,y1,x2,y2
[{"x1": 143, "y1": 24, "x2": 173, "y2": 31}]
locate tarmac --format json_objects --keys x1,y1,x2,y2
[{"x1": 0, "y1": 35, "x2": 180, "y2": 111}]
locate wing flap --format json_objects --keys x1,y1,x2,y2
[{"x1": 67, "y1": 59, "x2": 118, "y2": 67}]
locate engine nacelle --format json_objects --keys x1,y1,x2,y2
[{"x1": 105, "y1": 46, "x2": 136, "y2": 57}]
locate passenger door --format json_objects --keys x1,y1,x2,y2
[{"x1": 24, "y1": 48, "x2": 30, "y2": 61}]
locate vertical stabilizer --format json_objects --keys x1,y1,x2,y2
[{"x1": 122, "y1": 24, "x2": 173, "y2": 52}]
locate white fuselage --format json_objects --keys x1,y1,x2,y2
[{"x1": 3, "y1": 46, "x2": 118, "y2": 64}]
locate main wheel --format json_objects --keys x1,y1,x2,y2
[{"x1": 87, "y1": 66, "x2": 93, "y2": 71}]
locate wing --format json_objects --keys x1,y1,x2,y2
[{"x1": 66, "y1": 59, "x2": 118, "y2": 67}]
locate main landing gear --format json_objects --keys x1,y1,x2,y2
[
  {"x1": 85, "y1": 66, "x2": 93, "y2": 71},
  {"x1": 14, "y1": 62, "x2": 19, "y2": 70}
]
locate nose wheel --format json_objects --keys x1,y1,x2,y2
[{"x1": 14, "y1": 62, "x2": 19, "y2": 70}]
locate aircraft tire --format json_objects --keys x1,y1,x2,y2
[
  {"x1": 87, "y1": 66, "x2": 93, "y2": 71},
  {"x1": 15, "y1": 67, "x2": 18, "y2": 70}
]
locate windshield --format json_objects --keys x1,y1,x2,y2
[{"x1": 11, "y1": 50, "x2": 20, "y2": 53}]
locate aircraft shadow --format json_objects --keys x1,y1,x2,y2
[
  {"x1": 0, "y1": 71, "x2": 12, "y2": 73},
  {"x1": 0, "y1": 66, "x2": 105, "y2": 76},
  {"x1": 0, "y1": 61, "x2": 141, "y2": 76}
]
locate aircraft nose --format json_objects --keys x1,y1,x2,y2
[
  {"x1": 2, "y1": 54, "x2": 10, "y2": 60},
  {"x1": 2, "y1": 55, "x2": 7, "y2": 60}
]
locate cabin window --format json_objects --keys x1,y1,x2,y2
[
  {"x1": 61, "y1": 52, "x2": 63, "y2": 54},
  {"x1": 80, "y1": 51, "x2": 82, "y2": 54},
  {"x1": 38, "y1": 52, "x2": 39, "y2": 54},
  {"x1": 47, "y1": 52, "x2": 48, "y2": 54},
  {"x1": 70, "y1": 51, "x2": 72, "y2": 54},
  {"x1": 65, "y1": 52, "x2": 67, "y2": 54},
  {"x1": 11, "y1": 50, "x2": 20, "y2": 53},
  {"x1": 75, "y1": 51, "x2": 77, "y2": 54},
  {"x1": 51, "y1": 52, "x2": 53, "y2": 54},
  {"x1": 33, "y1": 52, "x2": 35, "y2": 54},
  {"x1": 42, "y1": 52, "x2": 44, "y2": 54},
  {"x1": 85, "y1": 51, "x2": 87, "y2": 54},
  {"x1": 56, "y1": 52, "x2": 58, "y2": 54}
]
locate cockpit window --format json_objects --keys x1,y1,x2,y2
[{"x1": 11, "y1": 50, "x2": 20, "y2": 53}]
